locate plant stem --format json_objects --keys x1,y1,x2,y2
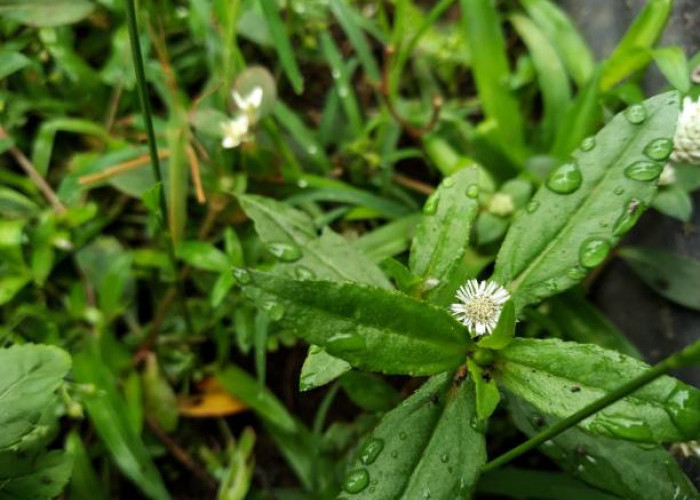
[
  {"x1": 483, "y1": 339, "x2": 700, "y2": 473},
  {"x1": 124, "y1": 0, "x2": 194, "y2": 335}
]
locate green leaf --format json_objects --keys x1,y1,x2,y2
[
  {"x1": 176, "y1": 241, "x2": 229, "y2": 272},
  {"x1": 652, "y1": 46, "x2": 691, "y2": 93},
  {"x1": 467, "y1": 359, "x2": 501, "y2": 420},
  {"x1": 256, "y1": 0, "x2": 303, "y2": 93},
  {"x1": 236, "y1": 270, "x2": 469, "y2": 376},
  {"x1": 508, "y1": 395, "x2": 698, "y2": 500},
  {"x1": 328, "y1": 0, "x2": 381, "y2": 82},
  {"x1": 65, "y1": 431, "x2": 108, "y2": 500},
  {"x1": 299, "y1": 346, "x2": 351, "y2": 392},
  {"x1": 519, "y1": 0, "x2": 594, "y2": 86},
  {"x1": 600, "y1": 0, "x2": 672, "y2": 91},
  {"x1": 339, "y1": 371, "x2": 401, "y2": 413},
  {"x1": 548, "y1": 291, "x2": 641, "y2": 358},
  {"x1": 495, "y1": 338, "x2": 700, "y2": 443},
  {"x1": 619, "y1": 246, "x2": 700, "y2": 311},
  {"x1": 510, "y1": 13, "x2": 571, "y2": 147},
  {"x1": 0, "y1": 50, "x2": 31, "y2": 80},
  {"x1": 216, "y1": 364, "x2": 296, "y2": 433},
  {"x1": 652, "y1": 185, "x2": 692, "y2": 222},
  {"x1": 460, "y1": 0, "x2": 524, "y2": 156},
  {"x1": 0, "y1": 450, "x2": 73, "y2": 500},
  {"x1": 494, "y1": 91, "x2": 680, "y2": 310},
  {"x1": 142, "y1": 355, "x2": 178, "y2": 433},
  {"x1": 477, "y1": 300, "x2": 515, "y2": 350},
  {"x1": 409, "y1": 167, "x2": 480, "y2": 302},
  {"x1": 0, "y1": 344, "x2": 71, "y2": 451},
  {"x1": 73, "y1": 342, "x2": 170, "y2": 500},
  {"x1": 342, "y1": 373, "x2": 485, "y2": 499},
  {"x1": 0, "y1": 0, "x2": 95, "y2": 27}
]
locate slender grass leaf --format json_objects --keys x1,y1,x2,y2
[
  {"x1": 519, "y1": 0, "x2": 594, "y2": 86},
  {"x1": 494, "y1": 91, "x2": 680, "y2": 310},
  {"x1": 409, "y1": 166, "x2": 480, "y2": 303},
  {"x1": 652, "y1": 46, "x2": 691, "y2": 93},
  {"x1": 600, "y1": 0, "x2": 672, "y2": 91},
  {"x1": 73, "y1": 342, "x2": 170, "y2": 500},
  {"x1": 509, "y1": 395, "x2": 698, "y2": 500},
  {"x1": 65, "y1": 431, "x2": 108, "y2": 500},
  {"x1": 236, "y1": 270, "x2": 470, "y2": 376},
  {"x1": 0, "y1": 50, "x2": 31, "y2": 80},
  {"x1": 619, "y1": 246, "x2": 700, "y2": 311},
  {"x1": 342, "y1": 373, "x2": 485, "y2": 499},
  {"x1": 460, "y1": 0, "x2": 524, "y2": 155},
  {"x1": 548, "y1": 291, "x2": 641, "y2": 357},
  {"x1": 510, "y1": 13, "x2": 571, "y2": 148},
  {"x1": 256, "y1": 0, "x2": 303, "y2": 93},
  {"x1": 328, "y1": 0, "x2": 381, "y2": 82},
  {"x1": 495, "y1": 338, "x2": 700, "y2": 443},
  {"x1": 273, "y1": 102, "x2": 330, "y2": 171}
]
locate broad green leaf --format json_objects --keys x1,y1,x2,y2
[
  {"x1": 477, "y1": 300, "x2": 515, "y2": 350},
  {"x1": 652, "y1": 46, "x2": 691, "y2": 93},
  {"x1": 467, "y1": 359, "x2": 500, "y2": 420},
  {"x1": 73, "y1": 342, "x2": 170, "y2": 500},
  {"x1": 176, "y1": 241, "x2": 229, "y2": 272},
  {"x1": 299, "y1": 347, "x2": 350, "y2": 392},
  {"x1": 510, "y1": 13, "x2": 571, "y2": 147},
  {"x1": 0, "y1": 50, "x2": 31, "y2": 80},
  {"x1": 460, "y1": 0, "x2": 524, "y2": 157},
  {"x1": 216, "y1": 364, "x2": 296, "y2": 433},
  {"x1": 342, "y1": 373, "x2": 485, "y2": 499},
  {"x1": 65, "y1": 431, "x2": 108, "y2": 500},
  {"x1": 548, "y1": 291, "x2": 641, "y2": 357},
  {"x1": 619, "y1": 246, "x2": 700, "y2": 311},
  {"x1": 352, "y1": 214, "x2": 420, "y2": 263},
  {"x1": 339, "y1": 371, "x2": 401, "y2": 413},
  {"x1": 519, "y1": 0, "x2": 594, "y2": 86},
  {"x1": 0, "y1": 0, "x2": 94, "y2": 27},
  {"x1": 0, "y1": 450, "x2": 73, "y2": 500},
  {"x1": 236, "y1": 270, "x2": 470, "y2": 376},
  {"x1": 600, "y1": 0, "x2": 672, "y2": 91},
  {"x1": 509, "y1": 395, "x2": 698, "y2": 500},
  {"x1": 494, "y1": 91, "x2": 680, "y2": 310},
  {"x1": 409, "y1": 167, "x2": 480, "y2": 302},
  {"x1": 0, "y1": 344, "x2": 71, "y2": 451},
  {"x1": 495, "y1": 338, "x2": 700, "y2": 443},
  {"x1": 256, "y1": 0, "x2": 303, "y2": 93},
  {"x1": 652, "y1": 185, "x2": 692, "y2": 222}
]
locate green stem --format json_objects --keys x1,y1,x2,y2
[
  {"x1": 124, "y1": 0, "x2": 194, "y2": 335},
  {"x1": 483, "y1": 339, "x2": 700, "y2": 473}
]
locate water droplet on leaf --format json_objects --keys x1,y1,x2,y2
[
  {"x1": 343, "y1": 469, "x2": 369, "y2": 494},
  {"x1": 398, "y1": 431, "x2": 407, "y2": 440},
  {"x1": 359, "y1": 438, "x2": 384, "y2": 465},
  {"x1": 624, "y1": 104, "x2": 646, "y2": 124},
  {"x1": 624, "y1": 161, "x2": 663, "y2": 181},
  {"x1": 526, "y1": 200, "x2": 539, "y2": 213},
  {"x1": 612, "y1": 199, "x2": 644, "y2": 236},
  {"x1": 580, "y1": 136, "x2": 596, "y2": 151},
  {"x1": 443, "y1": 177, "x2": 455, "y2": 188},
  {"x1": 267, "y1": 241, "x2": 302, "y2": 262},
  {"x1": 579, "y1": 238, "x2": 611, "y2": 268},
  {"x1": 440, "y1": 453, "x2": 449, "y2": 463},
  {"x1": 423, "y1": 193, "x2": 440, "y2": 214},
  {"x1": 263, "y1": 300, "x2": 285, "y2": 321},
  {"x1": 233, "y1": 268, "x2": 252, "y2": 284},
  {"x1": 466, "y1": 184, "x2": 479, "y2": 199},
  {"x1": 643, "y1": 138, "x2": 674, "y2": 161},
  {"x1": 295, "y1": 266, "x2": 316, "y2": 280},
  {"x1": 547, "y1": 162, "x2": 582, "y2": 194}
]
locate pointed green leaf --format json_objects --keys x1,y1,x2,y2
[
  {"x1": 0, "y1": 450, "x2": 73, "y2": 500},
  {"x1": 494, "y1": 91, "x2": 680, "y2": 310},
  {"x1": 236, "y1": 270, "x2": 469, "y2": 376},
  {"x1": 342, "y1": 373, "x2": 486, "y2": 500},
  {"x1": 409, "y1": 167, "x2": 480, "y2": 302},
  {"x1": 0, "y1": 0, "x2": 94, "y2": 27},
  {"x1": 467, "y1": 359, "x2": 501, "y2": 420},
  {"x1": 477, "y1": 300, "x2": 515, "y2": 350},
  {"x1": 509, "y1": 395, "x2": 698, "y2": 500},
  {"x1": 495, "y1": 338, "x2": 700, "y2": 443},
  {"x1": 299, "y1": 347, "x2": 350, "y2": 392}
]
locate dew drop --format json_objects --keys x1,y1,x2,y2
[
  {"x1": 567, "y1": 266, "x2": 587, "y2": 280},
  {"x1": 466, "y1": 184, "x2": 479, "y2": 199},
  {"x1": 624, "y1": 160, "x2": 663, "y2": 181},
  {"x1": 442, "y1": 176, "x2": 456, "y2": 188},
  {"x1": 343, "y1": 469, "x2": 369, "y2": 494},
  {"x1": 526, "y1": 200, "x2": 539, "y2": 213},
  {"x1": 664, "y1": 385, "x2": 700, "y2": 436},
  {"x1": 440, "y1": 453, "x2": 449, "y2": 463},
  {"x1": 613, "y1": 186, "x2": 624, "y2": 195},
  {"x1": 307, "y1": 144, "x2": 319, "y2": 156},
  {"x1": 612, "y1": 199, "x2": 644, "y2": 236},
  {"x1": 580, "y1": 136, "x2": 596, "y2": 151},
  {"x1": 398, "y1": 431, "x2": 407, "y2": 440},
  {"x1": 327, "y1": 333, "x2": 366, "y2": 353},
  {"x1": 262, "y1": 300, "x2": 285, "y2": 321},
  {"x1": 590, "y1": 413, "x2": 654, "y2": 441},
  {"x1": 643, "y1": 138, "x2": 674, "y2": 161},
  {"x1": 422, "y1": 488, "x2": 431, "y2": 499},
  {"x1": 578, "y1": 238, "x2": 611, "y2": 268},
  {"x1": 390, "y1": 450, "x2": 399, "y2": 459},
  {"x1": 233, "y1": 268, "x2": 252, "y2": 284},
  {"x1": 359, "y1": 438, "x2": 384, "y2": 465},
  {"x1": 423, "y1": 193, "x2": 440, "y2": 215},
  {"x1": 295, "y1": 266, "x2": 316, "y2": 280},
  {"x1": 267, "y1": 241, "x2": 302, "y2": 262},
  {"x1": 624, "y1": 104, "x2": 646, "y2": 124},
  {"x1": 331, "y1": 68, "x2": 341, "y2": 80},
  {"x1": 546, "y1": 162, "x2": 582, "y2": 194}
]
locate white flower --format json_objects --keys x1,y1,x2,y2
[
  {"x1": 671, "y1": 97, "x2": 700, "y2": 165},
  {"x1": 221, "y1": 115, "x2": 250, "y2": 149},
  {"x1": 658, "y1": 163, "x2": 676, "y2": 187},
  {"x1": 450, "y1": 279, "x2": 510, "y2": 336},
  {"x1": 233, "y1": 86, "x2": 263, "y2": 114}
]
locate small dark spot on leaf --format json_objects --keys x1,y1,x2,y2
[
  {"x1": 575, "y1": 445, "x2": 587, "y2": 457},
  {"x1": 482, "y1": 370, "x2": 492, "y2": 382},
  {"x1": 570, "y1": 385, "x2": 581, "y2": 393},
  {"x1": 654, "y1": 278, "x2": 669, "y2": 290},
  {"x1": 41, "y1": 476, "x2": 52, "y2": 484}
]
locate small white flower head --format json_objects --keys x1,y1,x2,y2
[
  {"x1": 658, "y1": 163, "x2": 677, "y2": 187},
  {"x1": 221, "y1": 114, "x2": 250, "y2": 149},
  {"x1": 450, "y1": 279, "x2": 510, "y2": 336},
  {"x1": 488, "y1": 193, "x2": 515, "y2": 217},
  {"x1": 671, "y1": 97, "x2": 700, "y2": 165},
  {"x1": 233, "y1": 86, "x2": 263, "y2": 114}
]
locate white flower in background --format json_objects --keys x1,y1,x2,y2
[
  {"x1": 671, "y1": 97, "x2": 700, "y2": 165},
  {"x1": 658, "y1": 163, "x2": 677, "y2": 187},
  {"x1": 450, "y1": 280, "x2": 510, "y2": 336},
  {"x1": 221, "y1": 114, "x2": 250, "y2": 149},
  {"x1": 233, "y1": 86, "x2": 263, "y2": 115}
]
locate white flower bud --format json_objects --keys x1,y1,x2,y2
[{"x1": 671, "y1": 97, "x2": 700, "y2": 165}]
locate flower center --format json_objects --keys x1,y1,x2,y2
[{"x1": 466, "y1": 296, "x2": 499, "y2": 323}]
